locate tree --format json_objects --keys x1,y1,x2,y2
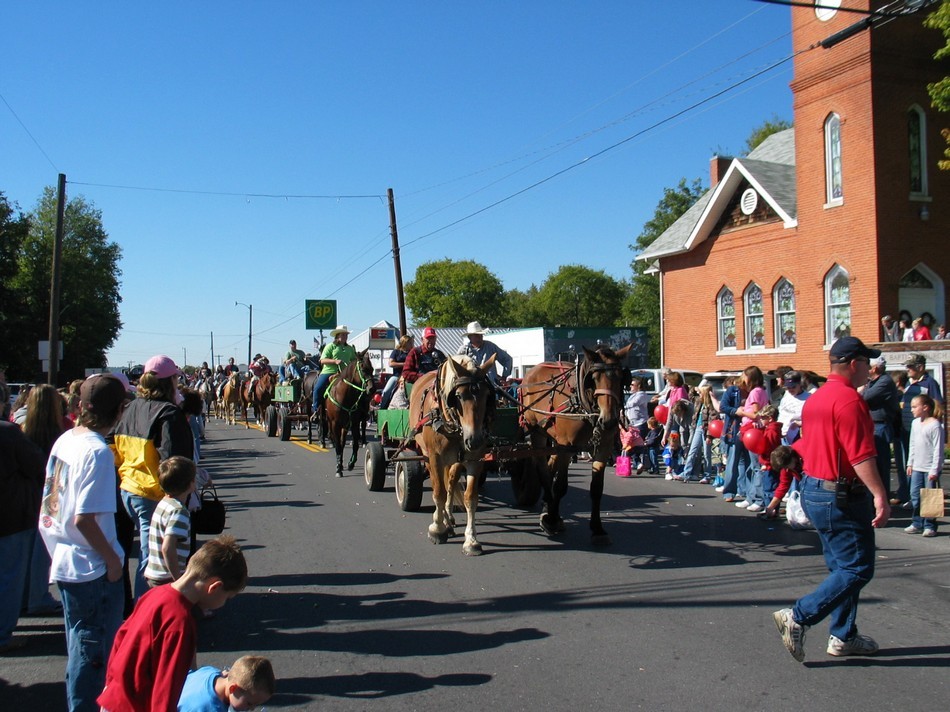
[
  {"x1": 503, "y1": 285, "x2": 544, "y2": 327},
  {"x1": 622, "y1": 178, "x2": 706, "y2": 366},
  {"x1": 404, "y1": 258, "x2": 506, "y2": 327},
  {"x1": 533, "y1": 265, "x2": 626, "y2": 327},
  {"x1": 7, "y1": 187, "x2": 123, "y2": 382},
  {"x1": 743, "y1": 115, "x2": 793, "y2": 154},
  {"x1": 925, "y1": 0, "x2": 950, "y2": 170},
  {"x1": 0, "y1": 193, "x2": 32, "y2": 378}
]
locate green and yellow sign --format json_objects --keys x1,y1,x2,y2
[{"x1": 305, "y1": 299, "x2": 337, "y2": 330}]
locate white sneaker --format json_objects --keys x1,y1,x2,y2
[
  {"x1": 922, "y1": 529, "x2": 937, "y2": 537},
  {"x1": 665, "y1": 473, "x2": 674, "y2": 480},
  {"x1": 826, "y1": 633, "x2": 878, "y2": 657},
  {"x1": 904, "y1": 525, "x2": 922, "y2": 534},
  {"x1": 747, "y1": 503, "x2": 763, "y2": 513},
  {"x1": 735, "y1": 500, "x2": 750, "y2": 508},
  {"x1": 773, "y1": 608, "x2": 807, "y2": 663},
  {"x1": 714, "y1": 486, "x2": 725, "y2": 493}
]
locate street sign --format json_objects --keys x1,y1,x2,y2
[{"x1": 305, "y1": 300, "x2": 337, "y2": 330}]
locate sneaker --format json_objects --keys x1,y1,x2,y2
[
  {"x1": 747, "y1": 503, "x2": 763, "y2": 513},
  {"x1": 904, "y1": 525, "x2": 922, "y2": 534},
  {"x1": 665, "y1": 473, "x2": 674, "y2": 480},
  {"x1": 902, "y1": 501, "x2": 913, "y2": 510},
  {"x1": 699, "y1": 477, "x2": 710, "y2": 484},
  {"x1": 636, "y1": 465, "x2": 645, "y2": 474},
  {"x1": 826, "y1": 633, "x2": 878, "y2": 657},
  {"x1": 714, "y1": 485, "x2": 725, "y2": 493},
  {"x1": 671, "y1": 474, "x2": 684, "y2": 481},
  {"x1": 773, "y1": 608, "x2": 807, "y2": 662},
  {"x1": 922, "y1": 529, "x2": 937, "y2": 538},
  {"x1": 735, "y1": 500, "x2": 750, "y2": 508}
]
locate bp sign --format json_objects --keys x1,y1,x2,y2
[{"x1": 305, "y1": 300, "x2": 337, "y2": 330}]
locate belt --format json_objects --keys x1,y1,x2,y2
[{"x1": 805, "y1": 475, "x2": 866, "y2": 491}]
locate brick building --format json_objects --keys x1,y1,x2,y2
[{"x1": 638, "y1": 1, "x2": 950, "y2": 375}]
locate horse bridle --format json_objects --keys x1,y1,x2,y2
[
  {"x1": 327, "y1": 357, "x2": 375, "y2": 414},
  {"x1": 578, "y1": 360, "x2": 626, "y2": 414},
  {"x1": 432, "y1": 364, "x2": 495, "y2": 436}
]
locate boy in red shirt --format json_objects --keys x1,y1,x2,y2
[{"x1": 97, "y1": 536, "x2": 248, "y2": 712}]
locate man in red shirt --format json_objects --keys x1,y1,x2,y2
[
  {"x1": 773, "y1": 336, "x2": 890, "y2": 663},
  {"x1": 402, "y1": 327, "x2": 447, "y2": 384}
]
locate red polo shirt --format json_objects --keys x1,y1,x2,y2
[{"x1": 797, "y1": 373, "x2": 876, "y2": 482}]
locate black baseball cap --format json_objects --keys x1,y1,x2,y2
[{"x1": 829, "y1": 336, "x2": 881, "y2": 364}]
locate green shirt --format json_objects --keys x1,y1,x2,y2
[{"x1": 320, "y1": 342, "x2": 357, "y2": 375}]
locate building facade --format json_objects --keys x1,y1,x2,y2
[{"x1": 639, "y1": 1, "x2": 950, "y2": 374}]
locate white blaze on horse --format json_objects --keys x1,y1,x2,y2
[{"x1": 409, "y1": 354, "x2": 496, "y2": 556}]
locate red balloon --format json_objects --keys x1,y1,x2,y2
[
  {"x1": 654, "y1": 403, "x2": 669, "y2": 424},
  {"x1": 707, "y1": 418, "x2": 724, "y2": 438},
  {"x1": 741, "y1": 426, "x2": 766, "y2": 455}
]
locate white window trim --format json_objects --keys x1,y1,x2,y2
[
  {"x1": 717, "y1": 287, "x2": 737, "y2": 351},
  {"x1": 824, "y1": 264, "x2": 851, "y2": 346},
  {"x1": 744, "y1": 283, "x2": 765, "y2": 350},
  {"x1": 773, "y1": 278, "x2": 796, "y2": 347},
  {"x1": 824, "y1": 113, "x2": 843, "y2": 207}
]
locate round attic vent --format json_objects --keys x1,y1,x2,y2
[{"x1": 740, "y1": 188, "x2": 758, "y2": 215}]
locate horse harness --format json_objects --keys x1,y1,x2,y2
[
  {"x1": 326, "y1": 358, "x2": 374, "y2": 415},
  {"x1": 518, "y1": 358, "x2": 625, "y2": 430}
]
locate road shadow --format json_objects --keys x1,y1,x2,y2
[{"x1": 276, "y1": 670, "x2": 492, "y2": 703}]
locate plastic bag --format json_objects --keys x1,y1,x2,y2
[
  {"x1": 785, "y1": 490, "x2": 812, "y2": 530},
  {"x1": 615, "y1": 455, "x2": 632, "y2": 477}
]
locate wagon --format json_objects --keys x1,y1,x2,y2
[
  {"x1": 269, "y1": 382, "x2": 317, "y2": 443},
  {"x1": 365, "y1": 395, "x2": 542, "y2": 511}
]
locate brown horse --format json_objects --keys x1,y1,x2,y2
[
  {"x1": 323, "y1": 349, "x2": 375, "y2": 476},
  {"x1": 518, "y1": 344, "x2": 631, "y2": 545},
  {"x1": 410, "y1": 354, "x2": 496, "y2": 556},
  {"x1": 242, "y1": 371, "x2": 276, "y2": 428},
  {"x1": 220, "y1": 372, "x2": 243, "y2": 426}
]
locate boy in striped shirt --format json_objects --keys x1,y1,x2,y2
[{"x1": 145, "y1": 456, "x2": 196, "y2": 585}]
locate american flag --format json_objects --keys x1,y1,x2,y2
[{"x1": 313, "y1": 337, "x2": 321, "y2": 351}]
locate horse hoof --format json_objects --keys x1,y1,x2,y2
[
  {"x1": 445, "y1": 527, "x2": 456, "y2": 539},
  {"x1": 335, "y1": 469, "x2": 343, "y2": 478},
  {"x1": 428, "y1": 530, "x2": 449, "y2": 545},
  {"x1": 591, "y1": 533, "x2": 611, "y2": 547},
  {"x1": 463, "y1": 542, "x2": 483, "y2": 556},
  {"x1": 347, "y1": 461, "x2": 356, "y2": 471},
  {"x1": 540, "y1": 514, "x2": 564, "y2": 536}
]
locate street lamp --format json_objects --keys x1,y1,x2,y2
[{"x1": 235, "y1": 301, "x2": 252, "y2": 366}]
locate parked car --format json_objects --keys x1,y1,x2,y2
[
  {"x1": 629, "y1": 368, "x2": 704, "y2": 398},
  {"x1": 701, "y1": 370, "x2": 778, "y2": 405},
  {"x1": 7, "y1": 382, "x2": 29, "y2": 409}
]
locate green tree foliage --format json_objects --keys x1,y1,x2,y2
[
  {"x1": 404, "y1": 258, "x2": 506, "y2": 327},
  {"x1": 743, "y1": 115, "x2": 793, "y2": 154},
  {"x1": 533, "y1": 265, "x2": 626, "y2": 327},
  {"x1": 925, "y1": 0, "x2": 950, "y2": 170},
  {"x1": 622, "y1": 178, "x2": 706, "y2": 366},
  {"x1": 0, "y1": 193, "x2": 32, "y2": 378},
  {"x1": 5, "y1": 187, "x2": 123, "y2": 382},
  {"x1": 502, "y1": 285, "x2": 544, "y2": 327}
]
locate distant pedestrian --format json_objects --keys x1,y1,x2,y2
[
  {"x1": 904, "y1": 393, "x2": 943, "y2": 537},
  {"x1": 773, "y1": 336, "x2": 890, "y2": 663}
]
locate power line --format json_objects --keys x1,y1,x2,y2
[
  {"x1": 0, "y1": 91, "x2": 59, "y2": 172},
  {"x1": 67, "y1": 181, "x2": 385, "y2": 201},
  {"x1": 752, "y1": 0, "x2": 938, "y2": 17}
]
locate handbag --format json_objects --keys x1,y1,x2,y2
[
  {"x1": 191, "y1": 485, "x2": 226, "y2": 535},
  {"x1": 920, "y1": 487, "x2": 945, "y2": 519},
  {"x1": 785, "y1": 490, "x2": 812, "y2": 530},
  {"x1": 615, "y1": 455, "x2": 632, "y2": 477}
]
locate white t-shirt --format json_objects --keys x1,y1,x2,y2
[{"x1": 38, "y1": 428, "x2": 123, "y2": 583}]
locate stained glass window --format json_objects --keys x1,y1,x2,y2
[
  {"x1": 718, "y1": 288, "x2": 736, "y2": 350},
  {"x1": 745, "y1": 284, "x2": 765, "y2": 348},
  {"x1": 825, "y1": 113, "x2": 843, "y2": 203},
  {"x1": 774, "y1": 279, "x2": 796, "y2": 345},
  {"x1": 908, "y1": 106, "x2": 928, "y2": 196},
  {"x1": 825, "y1": 265, "x2": 851, "y2": 343}
]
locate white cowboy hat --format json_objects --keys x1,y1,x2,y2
[
  {"x1": 465, "y1": 321, "x2": 487, "y2": 335},
  {"x1": 329, "y1": 325, "x2": 351, "y2": 338}
]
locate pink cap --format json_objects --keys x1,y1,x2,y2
[
  {"x1": 423, "y1": 327, "x2": 437, "y2": 338},
  {"x1": 144, "y1": 354, "x2": 182, "y2": 380}
]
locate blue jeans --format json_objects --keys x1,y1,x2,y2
[
  {"x1": 59, "y1": 574, "x2": 124, "y2": 712},
  {"x1": 910, "y1": 471, "x2": 939, "y2": 531},
  {"x1": 0, "y1": 528, "x2": 32, "y2": 646},
  {"x1": 379, "y1": 375, "x2": 400, "y2": 409},
  {"x1": 792, "y1": 476, "x2": 875, "y2": 641},
  {"x1": 682, "y1": 432, "x2": 711, "y2": 480},
  {"x1": 120, "y1": 491, "x2": 158, "y2": 600},
  {"x1": 311, "y1": 372, "x2": 332, "y2": 412},
  {"x1": 872, "y1": 423, "x2": 893, "y2": 495},
  {"x1": 722, "y1": 439, "x2": 750, "y2": 499},
  {"x1": 762, "y1": 467, "x2": 778, "y2": 504},
  {"x1": 895, "y1": 427, "x2": 911, "y2": 502},
  {"x1": 24, "y1": 527, "x2": 59, "y2": 613}
]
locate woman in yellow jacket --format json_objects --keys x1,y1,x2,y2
[{"x1": 112, "y1": 355, "x2": 193, "y2": 599}]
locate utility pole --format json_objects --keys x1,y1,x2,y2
[
  {"x1": 388, "y1": 188, "x2": 407, "y2": 336},
  {"x1": 48, "y1": 173, "x2": 66, "y2": 385},
  {"x1": 210, "y1": 331, "x2": 215, "y2": 370}
]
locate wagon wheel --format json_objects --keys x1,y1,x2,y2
[
  {"x1": 395, "y1": 460, "x2": 425, "y2": 512},
  {"x1": 364, "y1": 441, "x2": 387, "y2": 492},
  {"x1": 279, "y1": 406, "x2": 292, "y2": 442},
  {"x1": 508, "y1": 458, "x2": 542, "y2": 508},
  {"x1": 265, "y1": 405, "x2": 278, "y2": 437}
]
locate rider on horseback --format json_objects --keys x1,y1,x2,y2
[{"x1": 310, "y1": 326, "x2": 356, "y2": 421}]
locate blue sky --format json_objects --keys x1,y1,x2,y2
[{"x1": 2, "y1": 1, "x2": 795, "y2": 369}]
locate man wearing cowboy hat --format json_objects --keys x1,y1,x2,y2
[
  {"x1": 311, "y1": 326, "x2": 357, "y2": 418},
  {"x1": 457, "y1": 321, "x2": 512, "y2": 386}
]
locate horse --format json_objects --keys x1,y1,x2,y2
[
  {"x1": 323, "y1": 349, "x2": 376, "y2": 476},
  {"x1": 518, "y1": 344, "x2": 631, "y2": 545},
  {"x1": 220, "y1": 372, "x2": 243, "y2": 426},
  {"x1": 409, "y1": 354, "x2": 497, "y2": 556},
  {"x1": 196, "y1": 379, "x2": 215, "y2": 421},
  {"x1": 241, "y1": 371, "x2": 276, "y2": 429}
]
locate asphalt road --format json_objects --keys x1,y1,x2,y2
[{"x1": 3, "y1": 418, "x2": 949, "y2": 711}]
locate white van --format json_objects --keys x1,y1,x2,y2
[{"x1": 629, "y1": 368, "x2": 704, "y2": 398}]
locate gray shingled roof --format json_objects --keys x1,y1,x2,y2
[{"x1": 636, "y1": 128, "x2": 796, "y2": 262}]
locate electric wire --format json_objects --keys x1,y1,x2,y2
[{"x1": 0, "y1": 91, "x2": 59, "y2": 172}]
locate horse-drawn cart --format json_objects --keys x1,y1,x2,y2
[
  {"x1": 271, "y1": 383, "x2": 315, "y2": 443},
  {"x1": 366, "y1": 402, "x2": 541, "y2": 511}
]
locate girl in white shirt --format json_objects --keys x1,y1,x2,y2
[{"x1": 905, "y1": 393, "x2": 944, "y2": 536}]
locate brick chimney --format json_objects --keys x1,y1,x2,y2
[{"x1": 710, "y1": 155, "x2": 732, "y2": 187}]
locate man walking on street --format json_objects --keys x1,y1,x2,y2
[{"x1": 773, "y1": 336, "x2": 890, "y2": 663}]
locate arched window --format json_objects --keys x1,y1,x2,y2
[
  {"x1": 717, "y1": 287, "x2": 736, "y2": 350},
  {"x1": 825, "y1": 265, "x2": 851, "y2": 343},
  {"x1": 773, "y1": 278, "x2": 796, "y2": 346},
  {"x1": 824, "y1": 113, "x2": 843, "y2": 205},
  {"x1": 908, "y1": 105, "x2": 928, "y2": 196},
  {"x1": 744, "y1": 283, "x2": 765, "y2": 348}
]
